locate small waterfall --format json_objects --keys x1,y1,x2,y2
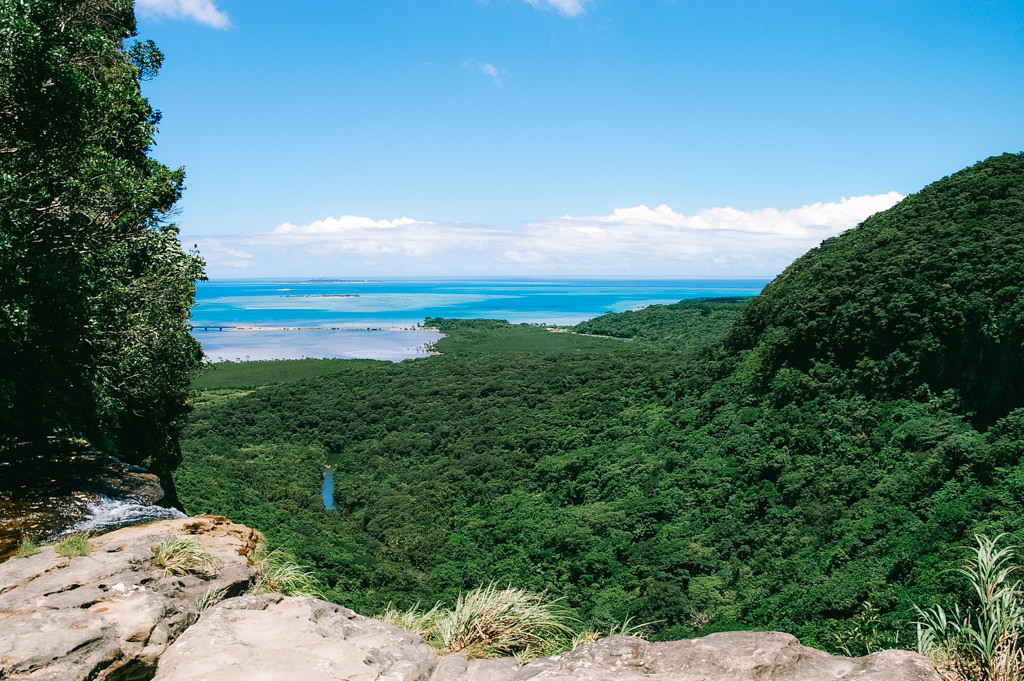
[{"x1": 61, "y1": 496, "x2": 186, "y2": 538}]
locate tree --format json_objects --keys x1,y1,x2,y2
[{"x1": 0, "y1": 0, "x2": 205, "y2": 475}]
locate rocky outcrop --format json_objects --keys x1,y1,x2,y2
[
  {"x1": 539, "y1": 632, "x2": 941, "y2": 680},
  {"x1": 0, "y1": 516, "x2": 942, "y2": 681},
  {"x1": 151, "y1": 594, "x2": 435, "y2": 681},
  {"x1": 152, "y1": 595, "x2": 940, "y2": 681},
  {"x1": 0, "y1": 515, "x2": 259, "y2": 681}
]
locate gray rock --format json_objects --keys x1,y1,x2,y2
[
  {"x1": 0, "y1": 515, "x2": 260, "y2": 681},
  {"x1": 527, "y1": 633, "x2": 941, "y2": 680},
  {"x1": 465, "y1": 658, "x2": 522, "y2": 681},
  {"x1": 152, "y1": 594, "x2": 435, "y2": 681},
  {"x1": 151, "y1": 593, "x2": 940, "y2": 681}
]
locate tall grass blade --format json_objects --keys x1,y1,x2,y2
[{"x1": 916, "y1": 534, "x2": 1024, "y2": 681}]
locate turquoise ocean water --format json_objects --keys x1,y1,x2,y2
[{"x1": 191, "y1": 278, "x2": 769, "y2": 361}]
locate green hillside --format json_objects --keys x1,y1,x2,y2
[
  {"x1": 574, "y1": 297, "x2": 750, "y2": 353},
  {"x1": 728, "y1": 153, "x2": 1024, "y2": 425},
  {"x1": 176, "y1": 153, "x2": 1024, "y2": 652}
]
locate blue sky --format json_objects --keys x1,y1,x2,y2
[{"x1": 135, "y1": 0, "x2": 1024, "y2": 278}]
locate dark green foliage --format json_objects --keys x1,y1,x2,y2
[
  {"x1": 427, "y1": 318, "x2": 629, "y2": 355},
  {"x1": 177, "y1": 154, "x2": 1024, "y2": 650},
  {"x1": 727, "y1": 153, "x2": 1024, "y2": 426},
  {"x1": 574, "y1": 297, "x2": 750, "y2": 353},
  {"x1": 0, "y1": 0, "x2": 204, "y2": 469},
  {"x1": 193, "y1": 358, "x2": 383, "y2": 390}
]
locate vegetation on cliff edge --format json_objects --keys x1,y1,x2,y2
[{"x1": 0, "y1": 0, "x2": 204, "y2": 474}]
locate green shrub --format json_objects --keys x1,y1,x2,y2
[
  {"x1": 151, "y1": 537, "x2": 221, "y2": 577},
  {"x1": 831, "y1": 602, "x2": 901, "y2": 657},
  {"x1": 54, "y1": 534, "x2": 92, "y2": 557},
  {"x1": 916, "y1": 534, "x2": 1024, "y2": 681}
]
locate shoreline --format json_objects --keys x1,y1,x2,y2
[{"x1": 192, "y1": 326, "x2": 441, "y2": 333}]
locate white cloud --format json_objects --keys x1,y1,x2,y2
[
  {"x1": 136, "y1": 0, "x2": 231, "y2": 29},
  {"x1": 519, "y1": 192, "x2": 904, "y2": 267},
  {"x1": 483, "y1": 63, "x2": 501, "y2": 86},
  {"x1": 260, "y1": 215, "x2": 508, "y2": 258},
  {"x1": 525, "y1": 0, "x2": 593, "y2": 17},
  {"x1": 187, "y1": 192, "x2": 903, "y2": 277},
  {"x1": 463, "y1": 60, "x2": 503, "y2": 86},
  {"x1": 502, "y1": 249, "x2": 546, "y2": 264},
  {"x1": 194, "y1": 242, "x2": 254, "y2": 268},
  {"x1": 273, "y1": 215, "x2": 421, "y2": 235}
]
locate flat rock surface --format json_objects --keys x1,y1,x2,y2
[
  {"x1": 152, "y1": 594, "x2": 435, "y2": 681},
  {"x1": 531, "y1": 632, "x2": 942, "y2": 680},
  {"x1": 153, "y1": 595, "x2": 941, "y2": 681},
  {"x1": 0, "y1": 515, "x2": 259, "y2": 681}
]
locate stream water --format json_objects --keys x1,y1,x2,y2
[
  {"x1": 64, "y1": 497, "x2": 186, "y2": 537},
  {"x1": 321, "y1": 466, "x2": 334, "y2": 510}
]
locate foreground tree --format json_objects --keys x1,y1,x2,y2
[{"x1": 0, "y1": 0, "x2": 204, "y2": 473}]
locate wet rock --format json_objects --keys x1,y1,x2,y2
[
  {"x1": 0, "y1": 515, "x2": 260, "y2": 681},
  {"x1": 0, "y1": 439, "x2": 177, "y2": 560}
]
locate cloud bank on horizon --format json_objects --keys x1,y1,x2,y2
[{"x1": 189, "y1": 192, "x2": 903, "y2": 278}]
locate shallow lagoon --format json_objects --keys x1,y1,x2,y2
[
  {"x1": 193, "y1": 328, "x2": 444, "y2": 362},
  {"x1": 190, "y1": 277, "x2": 768, "y2": 361}
]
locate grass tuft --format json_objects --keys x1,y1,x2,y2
[
  {"x1": 437, "y1": 584, "x2": 575, "y2": 658},
  {"x1": 14, "y1": 539, "x2": 41, "y2": 558},
  {"x1": 380, "y1": 583, "x2": 576, "y2": 660},
  {"x1": 151, "y1": 537, "x2": 221, "y2": 577},
  {"x1": 197, "y1": 585, "x2": 230, "y2": 612},
  {"x1": 249, "y1": 542, "x2": 324, "y2": 599},
  {"x1": 55, "y1": 533, "x2": 92, "y2": 557},
  {"x1": 571, "y1": 615, "x2": 656, "y2": 651},
  {"x1": 379, "y1": 601, "x2": 442, "y2": 637}
]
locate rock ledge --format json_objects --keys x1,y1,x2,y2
[
  {"x1": 0, "y1": 517, "x2": 941, "y2": 681},
  {"x1": 0, "y1": 515, "x2": 259, "y2": 681}
]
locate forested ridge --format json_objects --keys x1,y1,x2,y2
[
  {"x1": 177, "y1": 155, "x2": 1024, "y2": 652},
  {"x1": 574, "y1": 297, "x2": 750, "y2": 354},
  {"x1": 727, "y1": 153, "x2": 1024, "y2": 426}
]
